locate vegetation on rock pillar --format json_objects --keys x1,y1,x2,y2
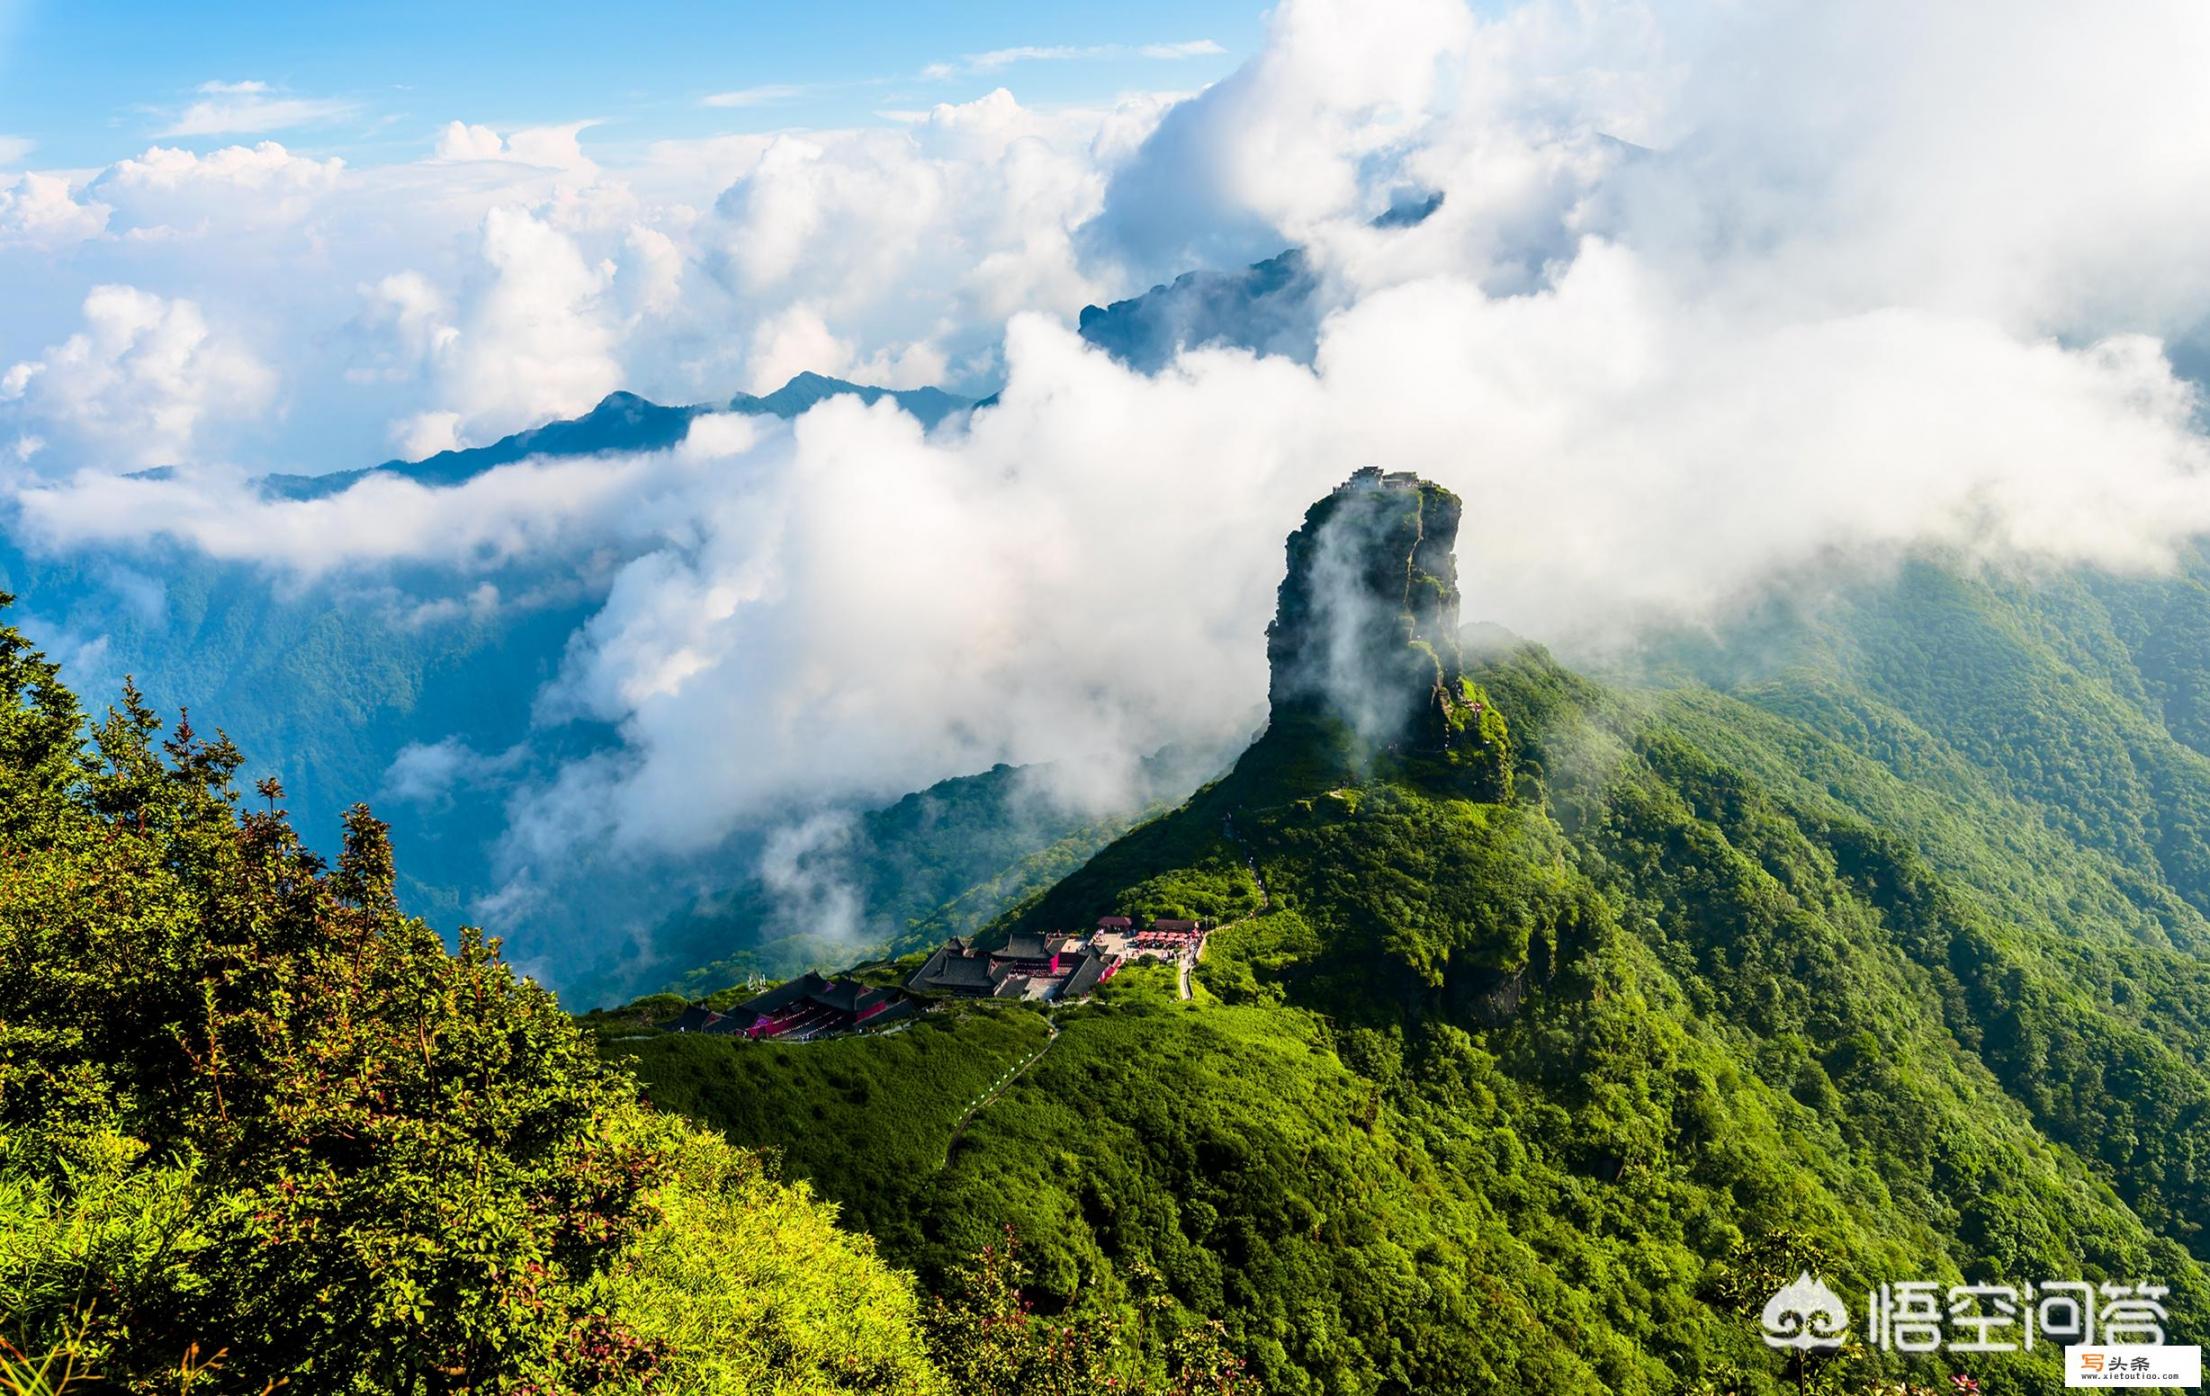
[{"x1": 0, "y1": 596, "x2": 942, "y2": 1395}]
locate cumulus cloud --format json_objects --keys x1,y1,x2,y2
[
  {"x1": 379, "y1": 206, "x2": 623, "y2": 446},
  {"x1": 352, "y1": 271, "x2": 457, "y2": 377},
  {"x1": 432, "y1": 120, "x2": 600, "y2": 177},
  {"x1": 94, "y1": 142, "x2": 345, "y2": 233},
  {"x1": 0, "y1": 172, "x2": 109, "y2": 247},
  {"x1": 0, "y1": 83, "x2": 1141, "y2": 472},
  {"x1": 701, "y1": 87, "x2": 1121, "y2": 386},
  {"x1": 2, "y1": 285, "x2": 274, "y2": 468},
  {"x1": 19, "y1": 0, "x2": 2210, "y2": 988},
  {"x1": 158, "y1": 80, "x2": 358, "y2": 138},
  {"x1": 434, "y1": 122, "x2": 508, "y2": 162},
  {"x1": 617, "y1": 224, "x2": 685, "y2": 321},
  {"x1": 743, "y1": 305, "x2": 850, "y2": 393},
  {"x1": 1084, "y1": 0, "x2": 1473, "y2": 278}
]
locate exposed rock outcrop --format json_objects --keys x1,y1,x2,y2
[{"x1": 1265, "y1": 468, "x2": 1474, "y2": 752}]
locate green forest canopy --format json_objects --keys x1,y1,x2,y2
[{"x1": 614, "y1": 554, "x2": 2210, "y2": 1395}]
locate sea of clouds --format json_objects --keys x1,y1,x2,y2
[{"x1": 7, "y1": 0, "x2": 2210, "y2": 973}]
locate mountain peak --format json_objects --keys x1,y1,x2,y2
[
  {"x1": 1265, "y1": 468, "x2": 1471, "y2": 753},
  {"x1": 732, "y1": 372, "x2": 976, "y2": 428}
]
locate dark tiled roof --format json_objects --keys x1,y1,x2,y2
[
  {"x1": 867, "y1": 998, "x2": 920, "y2": 1027},
  {"x1": 738, "y1": 971, "x2": 834, "y2": 1017},
  {"x1": 1150, "y1": 918, "x2": 1200, "y2": 933},
  {"x1": 812, "y1": 979, "x2": 888, "y2": 1014},
  {"x1": 1097, "y1": 915, "x2": 1134, "y2": 929},
  {"x1": 1062, "y1": 950, "x2": 1110, "y2": 999},
  {"x1": 907, "y1": 944, "x2": 999, "y2": 994},
  {"x1": 667, "y1": 1004, "x2": 722, "y2": 1033},
  {"x1": 994, "y1": 931, "x2": 1056, "y2": 961}
]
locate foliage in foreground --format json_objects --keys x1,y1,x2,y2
[{"x1": 0, "y1": 601, "x2": 941, "y2": 1395}]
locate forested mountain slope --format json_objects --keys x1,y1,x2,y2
[
  {"x1": 617, "y1": 477, "x2": 2210, "y2": 1395},
  {"x1": 0, "y1": 603, "x2": 946, "y2": 1394},
  {"x1": 641, "y1": 754, "x2": 1195, "y2": 1002},
  {"x1": 0, "y1": 372, "x2": 1118, "y2": 1010}
]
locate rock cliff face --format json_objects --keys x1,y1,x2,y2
[{"x1": 1265, "y1": 468, "x2": 1471, "y2": 751}]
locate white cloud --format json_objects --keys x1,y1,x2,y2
[
  {"x1": 744, "y1": 304, "x2": 850, "y2": 392},
  {"x1": 94, "y1": 142, "x2": 344, "y2": 232},
  {"x1": 702, "y1": 84, "x2": 812, "y2": 109},
  {"x1": 391, "y1": 409, "x2": 462, "y2": 458},
  {"x1": 704, "y1": 88, "x2": 1117, "y2": 386},
  {"x1": 1140, "y1": 40, "x2": 1228, "y2": 60},
  {"x1": 740, "y1": 303, "x2": 947, "y2": 395},
  {"x1": 1084, "y1": 0, "x2": 1474, "y2": 277},
  {"x1": 15, "y1": 431, "x2": 694, "y2": 572},
  {"x1": 382, "y1": 735, "x2": 524, "y2": 804},
  {"x1": 17, "y1": 0, "x2": 2210, "y2": 975},
  {"x1": 387, "y1": 206, "x2": 623, "y2": 446},
  {"x1": 434, "y1": 121, "x2": 508, "y2": 162},
  {"x1": 34, "y1": 280, "x2": 2210, "y2": 872},
  {"x1": 754, "y1": 811, "x2": 876, "y2": 945},
  {"x1": 618, "y1": 223, "x2": 684, "y2": 320},
  {"x1": 433, "y1": 120, "x2": 600, "y2": 176},
  {"x1": 158, "y1": 80, "x2": 358, "y2": 138},
  {"x1": 942, "y1": 38, "x2": 1228, "y2": 74},
  {"x1": 2, "y1": 285, "x2": 274, "y2": 468},
  {"x1": 0, "y1": 172, "x2": 109, "y2": 247},
  {"x1": 0, "y1": 84, "x2": 1139, "y2": 472},
  {"x1": 515, "y1": 123, "x2": 599, "y2": 175},
  {"x1": 0, "y1": 135, "x2": 34, "y2": 166},
  {"x1": 358, "y1": 271, "x2": 458, "y2": 370}
]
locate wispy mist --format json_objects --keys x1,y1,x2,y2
[{"x1": 9, "y1": 0, "x2": 2210, "y2": 987}]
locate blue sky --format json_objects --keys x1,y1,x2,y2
[{"x1": 0, "y1": 0, "x2": 1259, "y2": 168}]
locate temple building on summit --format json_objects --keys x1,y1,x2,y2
[
  {"x1": 665, "y1": 971, "x2": 914, "y2": 1041},
  {"x1": 661, "y1": 914, "x2": 1213, "y2": 1044},
  {"x1": 906, "y1": 915, "x2": 1210, "y2": 1002}
]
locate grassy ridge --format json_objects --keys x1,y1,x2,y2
[
  {"x1": 607, "y1": 1007, "x2": 1054, "y2": 1258},
  {"x1": 618, "y1": 557, "x2": 2210, "y2": 1393}
]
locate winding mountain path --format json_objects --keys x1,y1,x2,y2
[
  {"x1": 1179, "y1": 809, "x2": 1275, "y2": 1002},
  {"x1": 1224, "y1": 809, "x2": 1272, "y2": 912},
  {"x1": 943, "y1": 1014, "x2": 1059, "y2": 1163}
]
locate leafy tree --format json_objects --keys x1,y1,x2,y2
[{"x1": 0, "y1": 599, "x2": 941, "y2": 1395}]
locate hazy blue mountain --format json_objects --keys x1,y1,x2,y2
[
  {"x1": 620, "y1": 745, "x2": 1218, "y2": 1008},
  {"x1": 1076, "y1": 248, "x2": 1321, "y2": 373},
  {"x1": 261, "y1": 373, "x2": 975, "y2": 500},
  {"x1": 1073, "y1": 192, "x2": 1442, "y2": 372},
  {"x1": 0, "y1": 372, "x2": 998, "y2": 997}
]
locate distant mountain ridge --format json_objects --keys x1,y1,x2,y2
[
  {"x1": 259, "y1": 372, "x2": 978, "y2": 500},
  {"x1": 0, "y1": 368, "x2": 1023, "y2": 1009},
  {"x1": 1071, "y1": 191, "x2": 1442, "y2": 373}
]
